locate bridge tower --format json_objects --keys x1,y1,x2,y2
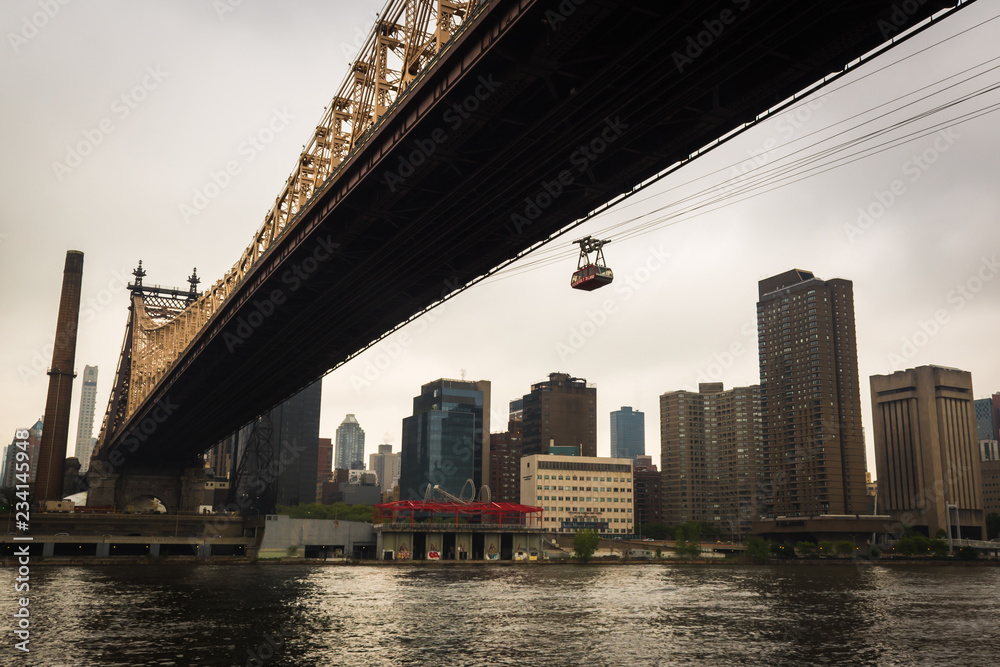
[{"x1": 87, "y1": 262, "x2": 212, "y2": 512}]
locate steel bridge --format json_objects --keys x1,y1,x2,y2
[{"x1": 94, "y1": 0, "x2": 971, "y2": 476}]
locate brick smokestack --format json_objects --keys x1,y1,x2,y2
[{"x1": 35, "y1": 251, "x2": 84, "y2": 500}]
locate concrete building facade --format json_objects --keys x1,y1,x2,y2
[
  {"x1": 520, "y1": 453, "x2": 633, "y2": 536},
  {"x1": 660, "y1": 383, "x2": 762, "y2": 535},
  {"x1": 521, "y1": 372, "x2": 596, "y2": 457},
  {"x1": 610, "y1": 406, "x2": 645, "y2": 461},
  {"x1": 757, "y1": 269, "x2": 868, "y2": 518},
  {"x1": 369, "y1": 444, "x2": 401, "y2": 495},
  {"x1": 871, "y1": 365, "x2": 986, "y2": 539}
]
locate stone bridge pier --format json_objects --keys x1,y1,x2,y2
[{"x1": 87, "y1": 462, "x2": 212, "y2": 513}]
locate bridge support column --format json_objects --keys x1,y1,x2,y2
[
  {"x1": 86, "y1": 465, "x2": 119, "y2": 508},
  {"x1": 180, "y1": 467, "x2": 213, "y2": 513},
  {"x1": 96, "y1": 543, "x2": 110, "y2": 557},
  {"x1": 88, "y1": 464, "x2": 211, "y2": 513}
]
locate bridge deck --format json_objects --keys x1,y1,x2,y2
[{"x1": 108, "y1": 0, "x2": 962, "y2": 464}]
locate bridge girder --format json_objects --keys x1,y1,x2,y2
[{"x1": 98, "y1": 0, "x2": 968, "y2": 468}]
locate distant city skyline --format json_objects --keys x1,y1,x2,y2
[{"x1": 2, "y1": 2, "x2": 999, "y2": 483}]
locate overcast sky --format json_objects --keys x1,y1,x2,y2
[{"x1": 2, "y1": 1, "x2": 998, "y2": 481}]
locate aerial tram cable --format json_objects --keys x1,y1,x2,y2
[{"x1": 294, "y1": 5, "x2": 997, "y2": 391}]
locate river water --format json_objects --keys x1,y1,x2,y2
[{"x1": 1, "y1": 563, "x2": 998, "y2": 666}]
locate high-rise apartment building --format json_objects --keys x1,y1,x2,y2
[
  {"x1": 317, "y1": 437, "x2": 333, "y2": 502},
  {"x1": 660, "y1": 383, "x2": 761, "y2": 535},
  {"x1": 633, "y1": 456, "x2": 663, "y2": 527},
  {"x1": 318, "y1": 437, "x2": 334, "y2": 476},
  {"x1": 335, "y1": 414, "x2": 366, "y2": 471},
  {"x1": 369, "y1": 444, "x2": 401, "y2": 494},
  {"x1": 521, "y1": 372, "x2": 596, "y2": 457},
  {"x1": 74, "y1": 365, "x2": 98, "y2": 472},
  {"x1": 610, "y1": 406, "x2": 645, "y2": 461},
  {"x1": 2, "y1": 419, "x2": 43, "y2": 488},
  {"x1": 489, "y1": 424, "x2": 522, "y2": 503},
  {"x1": 871, "y1": 365, "x2": 986, "y2": 539},
  {"x1": 981, "y1": 458, "x2": 1000, "y2": 525},
  {"x1": 757, "y1": 269, "x2": 868, "y2": 517},
  {"x1": 400, "y1": 378, "x2": 491, "y2": 500},
  {"x1": 520, "y1": 453, "x2": 634, "y2": 535}
]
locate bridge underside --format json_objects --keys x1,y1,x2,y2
[{"x1": 107, "y1": 0, "x2": 957, "y2": 466}]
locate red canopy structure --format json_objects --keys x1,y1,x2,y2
[{"x1": 375, "y1": 500, "x2": 543, "y2": 528}]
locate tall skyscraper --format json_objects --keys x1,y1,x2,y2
[
  {"x1": 974, "y1": 397, "x2": 998, "y2": 442},
  {"x1": 521, "y1": 372, "x2": 596, "y2": 457},
  {"x1": 335, "y1": 414, "x2": 366, "y2": 471},
  {"x1": 74, "y1": 365, "x2": 98, "y2": 472},
  {"x1": 272, "y1": 380, "x2": 322, "y2": 506},
  {"x1": 228, "y1": 379, "x2": 322, "y2": 508},
  {"x1": 610, "y1": 406, "x2": 645, "y2": 461},
  {"x1": 757, "y1": 269, "x2": 867, "y2": 518},
  {"x1": 400, "y1": 378, "x2": 490, "y2": 500},
  {"x1": 660, "y1": 383, "x2": 761, "y2": 535},
  {"x1": 369, "y1": 443, "x2": 401, "y2": 494},
  {"x1": 871, "y1": 365, "x2": 986, "y2": 539}
]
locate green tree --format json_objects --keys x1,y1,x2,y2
[
  {"x1": 640, "y1": 522, "x2": 672, "y2": 540},
  {"x1": 276, "y1": 502, "x2": 373, "y2": 522},
  {"x1": 745, "y1": 538, "x2": 770, "y2": 564},
  {"x1": 956, "y1": 546, "x2": 979, "y2": 561},
  {"x1": 678, "y1": 521, "x2": 719, "y2": 542},
  {"x1": 796, "y1": 541, "x2": 818, "y2": 557},
  {"x1": 934, "y1": 528, "x2": 948, "y2": 539},
  {"x1": 928, "y1": 539, "x2": 949, "y2": 557},
  {"x1": 817, "y1": 541, "x2": 834, "y2": 557},
  {"x1": 674, "y1": 527, "x2": 700, "y2": 558},
  {"x1": 573, "y1": 529, "x2": 600, "y2": 562},
  {"x1": 834, "y1": 541, "x2": 855, "y2": 557},
  {"x1": 769, "y1": 542, "x2": 794, "y2": 559},
  {"x1": 674, "y1": 527, "x2": 688, "y2": 556},
  {"x1": 986, "y1": 513, "x2": 1000, "y2": 540},
  {"x1": 897, "y1": 535, "x2": 931, "y2": 556},
  {"x1": 0, "y1": 487, "x2": 15, "y2": 513}
]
